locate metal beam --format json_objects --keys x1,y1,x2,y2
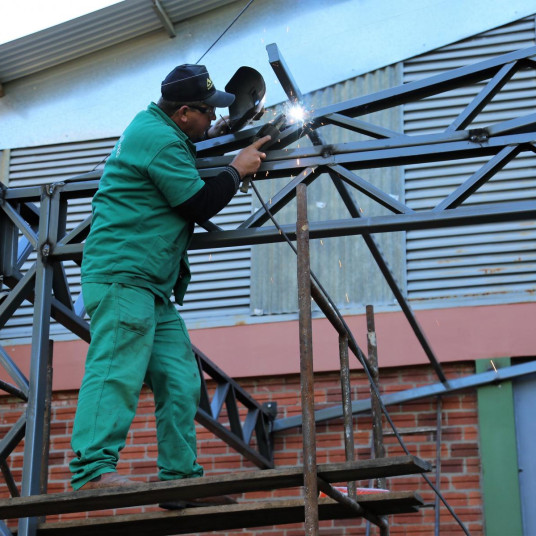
[
  {"x1": 46, "y1": 198, "x2": 536, "y2": 259},
  {"x1": 0, "y1": 414, "x2": 26, "y2": 461},
  {"x1": 0, "y1": 344, "x2": 29, "y2": 397},
  {"x1": 329, "y1": 165, "x2": 413, "y2": 214},
  {"x1": 151, "y1": 0, "x2": 176, "y2": 38},
  {"x1": 433, "y1": 145, "x2": 521, "y2": 211},
  {"x1": 193, "y1": 344, "x2": 275, "y2": 468},
  {"x1": 0, "y1": 265, "x2": 36, "y2": 329},
  {"x1": 273, "y1": 360, "x2": 536, "y2": 432},
  {"x1": 18, "y1": 186, "x2": 57, "y2": 536},
  {"x1": 188, "y1": 200, "x2": 536, "y2": 250},
  {"x1": 445, "y1": 61, "x2": 519, "y2": 133},
  {"x1": 306, "y1": 45, "x2": 536, "y2": 120},
  {"x1": 324, "y1": 113, "x2": 409, "y2": 140},
  {"x1": 266, "y1": 43, "x2": 303, "y2": 102}
]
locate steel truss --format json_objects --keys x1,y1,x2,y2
[{"x1": 0, "y1": 43, "x2": 534, "y2": 535}]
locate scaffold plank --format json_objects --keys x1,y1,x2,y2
[
  {"x1": 28, "y1": 494, "x2": 423, "y2": 536},
  {"x1": 0, "y1": 456, "x2": 430, "y2": 520}
]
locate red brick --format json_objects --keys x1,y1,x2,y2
[{"x1": 0, "y1": 362, "x2": 485, "y2": 535}]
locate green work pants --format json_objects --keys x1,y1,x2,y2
[{"x1": 70, "y1": 282, "x2": 203, "y2": 490}]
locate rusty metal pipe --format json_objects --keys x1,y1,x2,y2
[
  {"x1": 367, "y1": 306, "x2": 386, "y2": 482},
  {"x1": 296, "y1": 184, "x2": 319, "y2": 535},
  {"x1": 338, "y1": 335, "x2": 357, "y2": 500}
]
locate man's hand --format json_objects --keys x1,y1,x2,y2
[
  {"x1": 230, "y1": 135, "x2": 271, "y2": 178},
  {"x1": 207, "y1": 116, "x2": 231, "y2": 139}
]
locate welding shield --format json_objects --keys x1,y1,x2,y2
[{"x1": 225, "y1": 66, "x2": 266, "y2": 132}]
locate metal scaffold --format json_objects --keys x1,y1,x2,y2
[{"x1": 0, "y1": 43, "x2": 535, "y2": 536}]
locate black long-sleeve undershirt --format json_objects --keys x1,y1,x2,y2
[{"x1": 175, "y1": 166, "x2": 241, "y2": 224}]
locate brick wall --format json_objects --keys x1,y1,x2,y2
[{"x1": 0, "y1": 362, "x2": 483, "y2": 535}]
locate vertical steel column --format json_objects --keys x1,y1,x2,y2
[
  {"x1": 296, "y1": 184, "x2": 319, "y2": 536},
  {"x1": 434, "y1": 396, "x2": 443, "y2": 536},
  {"x1": 40, "y1": 341, "x2": 54, "y2": 495},
  {"x1": 18, "y1": 184, "x2": 59, "y2": 536},
  {"x1": 338, "y1": 334, "x2": 357, "y2": 501},
  {"x1": 367, "y1": 306, "x2": 386, "y2": 481},
  {"x1": 367, "y1": 305, "x2": 389, "y2": 536},
  {"x1": 0, "y1": 200, "x2": 17, "y2": 279}
]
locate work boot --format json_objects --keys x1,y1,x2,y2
[
  {"x1": 159, "y1": 495, "x2": 237, "y2": 510},
  {"x1": 81, "y1": 472, "x2": 137, "y2": 490}
]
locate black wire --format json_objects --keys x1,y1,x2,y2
[
  {"x1": 196, "y1": 0, "x2": 257, "y2": 65},
  {"x1": 249, "y1": 179, "x2": 471, "y2": 536}
]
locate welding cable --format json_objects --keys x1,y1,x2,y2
[
  {"x1": 196, "y1": 0, "x2": 257, "y2": 64},
  {"x1": 249, "y1": 180, "x2": 472, "y2": 536}
]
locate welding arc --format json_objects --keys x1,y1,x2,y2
[{"x1": 196, "y1": 0, "x2": 257, "y2": 64}]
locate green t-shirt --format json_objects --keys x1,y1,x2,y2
[{"x1": 81, "y1": 102, "x2": 204, "y2": 304}]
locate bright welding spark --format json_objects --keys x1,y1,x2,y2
[
  {"x1": 339, "y1": 259, "x2": 342, "y2": 268},
  {"x1": 345, "y1": 293, "x2": 350, "y2": 303},
  {"x1": 209, "y1": 254, "x2": 212, "y2": 261},
  {"x1": 490, "y1": 360, "x2": 498, "y2": 373},
  {"x1": 285, "y1": 103, "x2": 311, "y2": 129},
  {"x1": 288, "y1": 104, "x2": 306, "y2": 123}
]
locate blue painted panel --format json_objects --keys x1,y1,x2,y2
[{"x1": 513, "y1": 372, "x2": 536, "y2": 535}]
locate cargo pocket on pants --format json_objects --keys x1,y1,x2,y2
[{"x1": 117, "y1": 284, "x2": 155, "y2": 335}]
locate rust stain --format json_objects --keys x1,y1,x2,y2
[
  {"x1": 410, "y1": 289, "x2": 509, "y2": 302},
  {"x1": 479, "y1": 267, "x2": 505, "y2": 274}
]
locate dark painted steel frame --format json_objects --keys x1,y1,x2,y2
[
  {"x1": 0, "y1": 43, "x2": 535, "y2": 535},
  {"x1": 0, "y1": 197, "x2": 275, "y2": 536}
]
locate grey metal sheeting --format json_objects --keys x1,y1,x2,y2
[{"x1": 0, "y1": 0, "x2": 237, "y2": 83}]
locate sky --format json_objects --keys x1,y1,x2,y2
[{"x1": 0, "y1": 0, "x2": 122, "y2": 44}]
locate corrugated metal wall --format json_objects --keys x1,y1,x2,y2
[
  {"x1": 404, "y1": 16, "x2": 536, "y2": 304},
  {"x1": 251, "y1": 65, "x2": 405, "y2": 315},
  {"x1": 1, "y1": 139, "x2": 252, "y2": 341}
]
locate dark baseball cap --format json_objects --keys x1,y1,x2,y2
[{"x1": 161, "y1": 64, "x2": 235, "y2": 108}]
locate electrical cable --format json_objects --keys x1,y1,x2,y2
[
  {"x1": 82, "y1": 1, "x2": 257, "y2": 177},
  {"x1": 196, "y1": 0, "x2": 257, "y2": 65},
  {"x1": 249, "y1": 178, "x2": 472, "y2": 536}
]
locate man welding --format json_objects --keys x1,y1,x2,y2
[{"x1": 69, "y1": 63, "x2": 270, "y2": 507}]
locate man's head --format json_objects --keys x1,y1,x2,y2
[{"x1": 159, "y1": 64, "x2": 235, "y2": 141}]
